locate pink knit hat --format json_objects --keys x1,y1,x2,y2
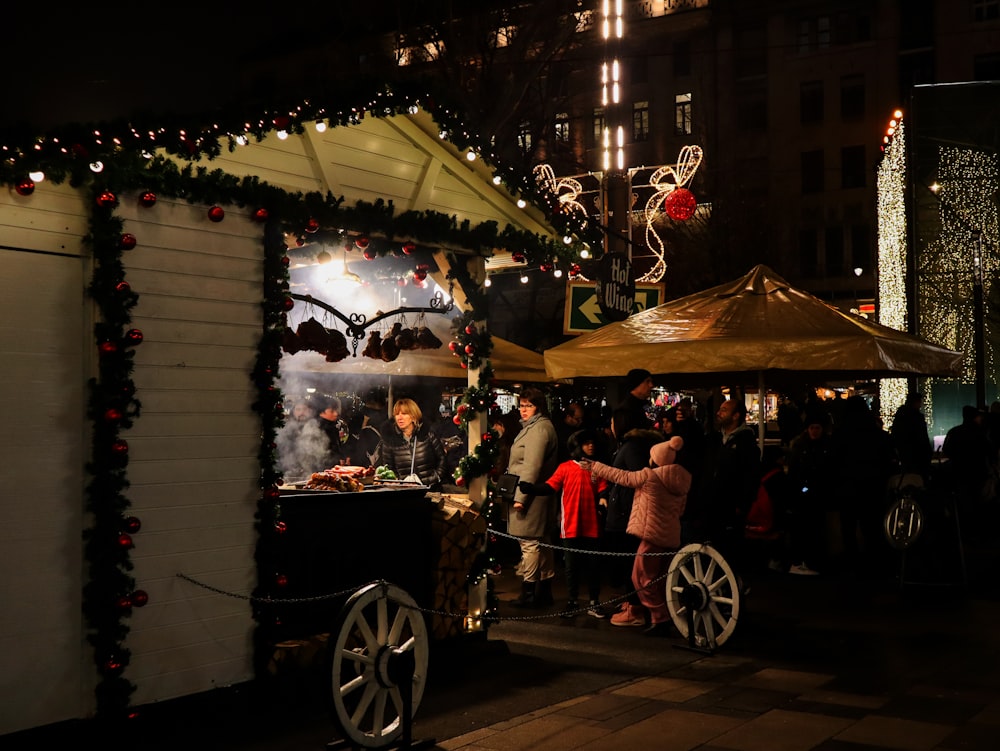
[{"x1": 650, "y1": 435, "x2": 684, "y2": 466}]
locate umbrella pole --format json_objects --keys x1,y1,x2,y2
[{"x1": 757, "y1": 371, "x2": 766, "y2": 455}]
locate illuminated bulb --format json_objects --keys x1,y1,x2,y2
[
  {"x1": 28, "y1": 171, "x2": 44, "y2": 182},
  {"x1": 408, "y1": 105, "x2": 419, "y2": 114},
  {"x1": 141, "y1": 150, "x2": 153, "y2": 159},
  {"x1": 553, "y1": 269, "x2": 563, "y2": 278},
  {"x1": 580, "y1": 249, "x2": 590, "y2": 259},
  {"x1": 89, "y1": 161, "x2": 104, "y2": 173},
  {"x1": 439, "y1": 130, "x2": 448, "y2": 140},
  {"x1": 929, "y1": 182, "x2": 941, "y2": 194},
  {"x1": 854, "y1": 267, "x2": 863, "y2": 277},
  {"x1": 563, "y1": 236, "x2": 573, "y2": 245},
  {"x1": 519, "y1": 274, "x2": 529, "y2": 284},
  {"x1": 492, "y1": 175, "x2": 502, "y2": 185},
  {"x1": 315, "y1": 121, "x2": 327, "y2": 133},
  {"x1": 276, "y1": 130, "x2": 289, "y2": 140},
  {"x1": 894, "y1": 109, "x2": 903, "y2": 118},
  {"x1": 235, "y1": 135, "x2": 248, "y2": 146},
  {"x1": 484, "y1": 277, "x2": 492, "y2": 288},
  {"x1": 466, "y1": 151, "x2": 476, "y2": 161},
  {"x1": 516, "y1": 199, "x2": 526, "y2": 209}
]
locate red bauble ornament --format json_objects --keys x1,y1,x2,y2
[
  {"x1": 117, "y1": 595, "x2": 133, "y2": 610},
  {"x1": 413, "y1": 270, "x2": 427, "y2": 282},
  {"x1": 304, "y1": 218, "x2": 320, "y2": 233},
  {"x1": 663, "y1": 188, "x2": 697, "y2": 221},
  {"x1": 15, "y1": 179, "x2": 35, "y2": 196},
  {"x1": 118, "y1": 533, "x2": 134, "y2": 548},
  {"x1": 401, "y1": 241, "x2": 416, "y2": 255},
  {"x1": 281, "y1": 256, "x2": 290, "y2": 267},
  {"x1": 448, "y1": 341, "x2": 459, "y2": 353},
  {"x1": 138, "y1": 191, "x2": 157, "y2": 207},
  {"x1": 104, "y1": 408, "x2": 123, "y2": 423},
  {"x1": 264, "y1": 486, "x2": 281, "y2": 502},
  {"x1": 455, "y1": 476, "x2": 466, "y2": 486},
  {"x1": 396, "y1": 278, "x2": 407, "y2": 286},
  {"x1": 124, "y1": 516, "x2": 142, "y2": 533},
  {"x1": 119, "y1": 233, "x2": 137, "y2": 250},
  {"x1": 453, "y1": 415, "x2": 462, "y2": 425},
  {"x1": 355, "y1": 236, "x2": 370, "y2": 250},
  {"x1": 131, "y1": 590, "x2": 149, "y2": 607},
  {"x1": 275, "y1": 573, "x2": 289, "y2": 587},
  {"x1": 253, "y1": 207, "x2": 269, "y2": 222},
  {"x1": 465, "y1": 324, "x2": 476, "y2": 335},
  {"x1": 283, "y1": 297, "x2": 295, "y2": 311},
  {"x1": 464, "y1": 344, "x2": 475, "y2": 355},
  {"x1": 112, "y1": 439, "x2": 129, "y2": 455},
  {"x1": 273, "y1": 115, "x2": 290, "y2": 130},
  {"x1": 103, "y1": 657, "x2": 124, "y2": 674},
  {"x1": 482, "y1": 433, "x2": 492, "y2": 442},
  {"x1": 511, "y1": 250, "x2": 526, "y2": 263},
  {"x1": 363, "y1": 248, "x2": 377, "y2": 260},
  {"x1": 125, "y1": 329, "x2": 144, "y2": 345},
  {"x1": 207, "y1": 206, "x2": 225, "y2": 222},
  {"x1": 99, "y1": 341, "x2": 118, "y2": 356},
  {"x1": 569, "y1": 263, "x2": 581, "y2": 276},
  {"x1": 540, "y1": 262, "x2": 554, "y2": 273},
  {"x1": 456, "y1": 403, "x2": 467, "y2": 414},
  {"x1": 274, "y1": 520, "x2": 288, "y2": 534},
  {"x1": 96, "y1": 190, "x2": 118, "y2": 208}
]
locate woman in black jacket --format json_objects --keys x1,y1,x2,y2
[{"x1": 376, "y1": 398, "x2": 447, "y2": 489}]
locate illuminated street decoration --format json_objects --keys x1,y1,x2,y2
[
  {"x1": 637, "y1": 145, "x2": 703, "y2": 283},
  {"x1": 532, "y1": 164, "x2": 588, "y2": 219}
]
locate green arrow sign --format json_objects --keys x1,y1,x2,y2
[{"x1": 563, "y1": 280, "x2": 664, "y2": 334}]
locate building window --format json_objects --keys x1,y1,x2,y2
[
  {"x1": 817, "y1": 16, "x2": 831, "y2": 47},
  {"x1": 735, "y1": 24, "x2": 767, "y2": 77},
  {"x1": 800, "y1": 80, "x2": 824, "y2": 124},
  {"x1": 825, "y1": 227, "x2": 844, "y2": 274},
  {"x1": 674, "y1": 93, "x2": 692, "y2": 136},
  {"x1": 554, "y1": 113, "x2": 570, "y2": 143},
  {"x1": 840, "y1": 74, "x2": 865, "y2": 119},
  {"x1": 850, "y1": 224, "x2": 871, "y2": 270},
  {"x1": 517, "y1": 121, "x2": 533, "y2": 153},
  {"x1": 973, "y1": 0, "x2": 1000, "y2": 21},
  {"x1": 494, "y1": 25, "x2": 516, "y2": 48},
  {"x1": 801, "y1": 150, "x2": 824, "y2": 193},
  {"x1": 633, "y1": 101, "x2": 649, "y2": 142},
  {"x1": 674, "y1": 40, "x2": 691, "y2": 76},
  {"x1": 975, "y1": 53, "x2": 1000, "y2": 80},
  {"x1": 592, "y1": 108, "x2": 606, "y2": 143},
  {"x1": 841, "y1": 145, "x2": 866, "y2": 189},
  {"x1": 736, "y1": 80, "x2": 768, "y2": 132},
  {"x1": 799, "y1": 229, "x2": 819, "y2": 277},
  {"x1": 631, "y1": 56, "x2": 648, "y2": 85},
  {"x1": 797, "y1": 16, "x2": 831, "y2": 52}
]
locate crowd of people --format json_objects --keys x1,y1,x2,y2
[{"x1": 278, "y1": 374, "x2": 1000, "y2": 636}]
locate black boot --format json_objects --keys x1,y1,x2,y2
[
  {"x1": 509, "y1": 581, "x2": 536, "y2": 608},
  {"x1": 535, "y1": 578, "x2": 554, "y2": 607}
]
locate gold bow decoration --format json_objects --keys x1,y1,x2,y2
[
  {"x1": 638, "y1": 145, "x2": 703, "y2": 283},
  {"x1": 533, "y1": 164, "x2": 589, "y2": 219}
]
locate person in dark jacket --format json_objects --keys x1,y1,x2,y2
[
  {"x1": 611, "y1": 368, "x2": 655, "y2": 444},
  {"x1": 375, "y1": 398, "x2": 447, "y2": 489}
]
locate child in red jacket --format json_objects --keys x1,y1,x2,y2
[{"x1": 519, "y1": 430, "x2": 608, "y2": 617}]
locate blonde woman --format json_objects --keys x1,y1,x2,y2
[{"x1": 375, "y1": 398, "x2": 447, "y2": 488}]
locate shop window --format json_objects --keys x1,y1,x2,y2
[
  {"x1": 593, "y1": 108, "x2": 606, "y2": 143},
  {"x1": 517, "y1": 121, "x2": 533, "y2": 153},
  {"x1": 554, "y1": 113, "x2": 570, "y2": 143}
]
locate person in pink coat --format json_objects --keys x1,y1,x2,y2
[{"x1": 582, "y1": 435, "x2": 691, "y2": 636}]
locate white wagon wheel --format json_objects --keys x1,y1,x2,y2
[
  {"x1": 884, "y1": 494, "x2": 923, "y2": 550},
  {"x1": 329, "y1": 581, "x2": 429, "y2": 749},
  {"x1": 666, "y1": 543, "x2": 741, "y2": 650}
]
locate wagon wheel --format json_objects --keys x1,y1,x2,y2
[
  {"x1": 884, "y1": 495, "x2": 923, "y2": 550},
  {"x1": 329, "y1": 581, "x2": 429, "y2": 749},
  {"x1": 666, "y1": 543, "x2": 741, "y2": 650}
]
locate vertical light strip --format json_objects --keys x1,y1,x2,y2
[{"x1": 599, "y1": 0, "x2": 625, "y2": 173}]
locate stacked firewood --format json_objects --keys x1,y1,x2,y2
[{"x1": 428, "y1": 496, "x2": 487, "y2": 640}]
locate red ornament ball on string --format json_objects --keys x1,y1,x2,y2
[
  {"x1": 125, "y1": 329, "x2": 144, "y2": 345},
  {"x1": 117, "y1": 595, "x2": 133, "y2": 610},
  {"x1": 355, "y1": 236, "x2": 370, "y2": 250},
  {"x1": 663, "y1": 188, "x2": 697, "y2": 221},
  {"x1": 112, "y1": 439, "x2": 129, "y2": 456},
  {"x1": 119, "y1": 233, "x2": 137, "y2": 250},
  {"x1": 569, "y1": 263, "x2": 581, "y2": 276},
  {"x1": 282, "y1": 296, "x2": 295, "y2": 311},
  {"x1": 15, "y1": 179, "x2": 35, "y2": 196},
  {"x1": 511, "y1": 250, "x2": 526, "y2": 263},
  {"x1": 103, "y1": 657, "x2": 124, "y2": 674},
  {"x1": 118, "y1": 533, "x2": 134, "y2": 549},
  {"x1": 281, "y1": 255, "x2": 290, "y2": 267},
  {"x1": 104, "y1": 407, "x2": 123, "y2": 423},
  {"x1": 274, "y1": 520, "x2": 288, "y2": 534},
  {"x1": 453, "y1": 415, "x2": 462, "y2": 425},
  {"x1": 264, "y1": 486, "x2": 281, "y2": 502},
  {"x1": 363, "y1": 248, "x2": 377, "y2": 260},
  {"x1": 96, "y1": 190, "x2": 118, "y2": 208},
  {"x1": 273, "y1": 115, "x2": 290, "y2": 130},
  {"x1": 124, "y1": 516, "x2": 142, "y2": 533},
  {"x1": 455, "y1": 476, "x2": 466, "y2": 486},
  {"x1": 448, "y1": 341, "x2": 459, "y2": 353},
  {"x1": 131, "y1": 590, "x2": 149, "y2": 607},
  {"x1": 305, "y1": 218, "x2": 320, "y2": 234},
  {"x1": 540, "y1": 261, "x2": 554, "y2": 273},
  {"x1": 275, "y1": 573, "x2": 289, "y2": 588},
  {"x1": 99, "y1": 341, "x2": 118, "y2": 356},
  {"x1": 464, "y1": 344, "x2": 475, "y2": 355},
  {"x1": 397, "y1": 278, "x2": 407, "y2": 287},
  {"x1": 253, "y1": 207, "x2": 269, "y2": 222},
  {"x1": 138, "y1": 191, "x2": 157, "y2": 207},
  {"x1": 207, "y1": 206, "x2": 225, "y2": 222},
  {"x1": 401, "y1": 241, "x2": 416, "y2": 255}
]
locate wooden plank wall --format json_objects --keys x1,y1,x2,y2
[
  {"x1": 0, "y1": 182, "x2": 91, "y2": 734},
  {"x1": 117, "y1": 196, "x2": 263, "y2": 705}
]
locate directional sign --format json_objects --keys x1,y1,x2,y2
[{"x1": 563, "y1": 280, "x2": 665, "y2": 334}]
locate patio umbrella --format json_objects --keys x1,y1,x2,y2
[{"x1": 543, "y1": 265, "x2": 964, "y2": 446}]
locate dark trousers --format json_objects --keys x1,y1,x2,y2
[{"x1": 562, "y1": 536, "x2": 601, "y2": 602}]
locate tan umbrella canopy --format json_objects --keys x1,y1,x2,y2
[{"x1": 544, "y1": 264, "x2": 963, "y2": 382}]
